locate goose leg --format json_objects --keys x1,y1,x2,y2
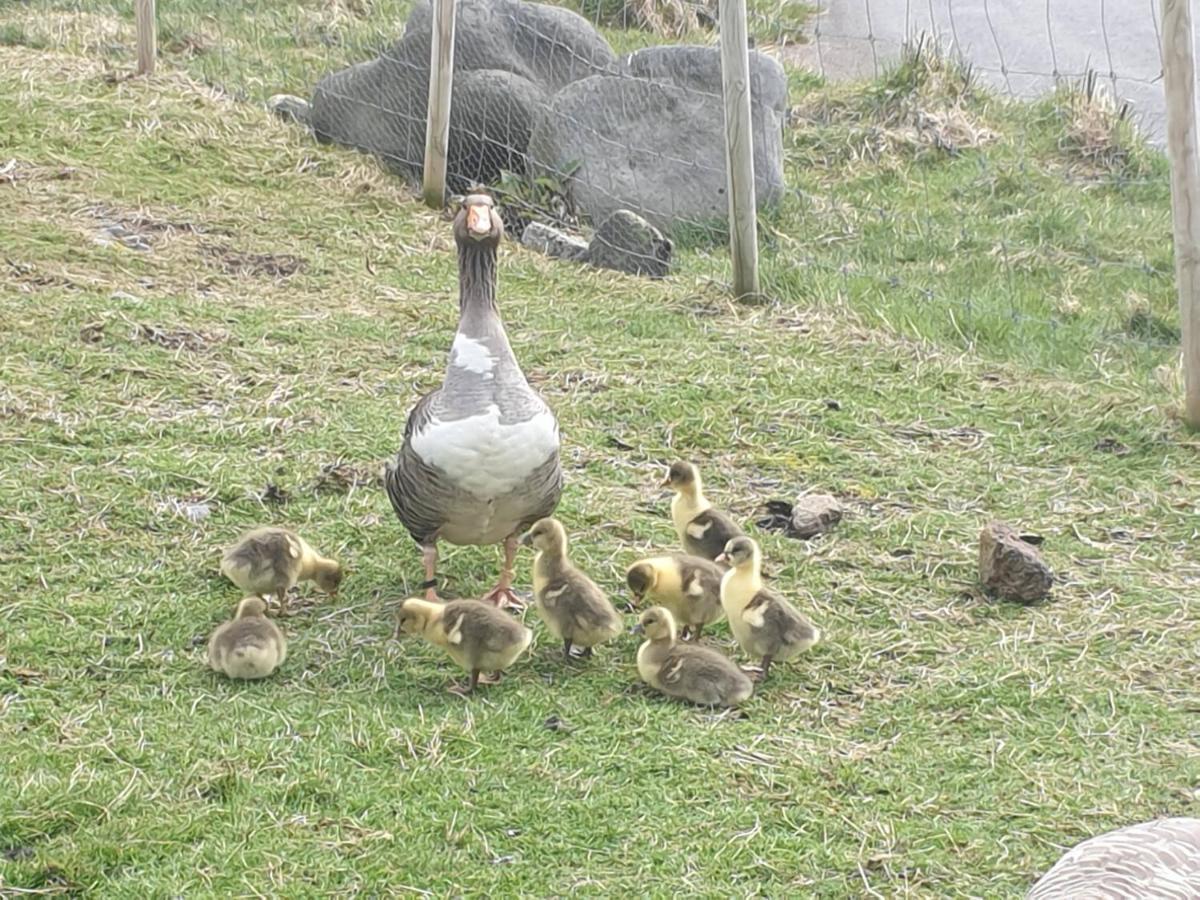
[
  {"x1": 481, "y1": 534, "x2": 524, "y2": 610},
  {"x1": 421, "y1": 543, "x2": 440, "y2": 602}
]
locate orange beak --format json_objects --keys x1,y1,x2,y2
[
  {"x1": 466, "y1": 204, "x2": 492, "y2": 238},
  {"x1": 714, "y1": 553, "x2": 729, "y2": 566}
]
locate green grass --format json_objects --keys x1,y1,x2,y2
[{"x1": 1, "y1": 15, "x2": 1199, "y2": 900}]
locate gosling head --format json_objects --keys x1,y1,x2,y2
[
  {"x1": 454, "y1": 191, "x2": 504, "y2": 247},
  {"x1": 314, "y1": 560, "x2": 343, "y2": 596},
  {"x1": 235, "y1": 596, "x2": 269, "y2": 619},
  {"x1": 625, "y1": 562, "x2": 658, "y2": 602},
  {"x1": 395, "y1": 599, "x2": 431, "y2": 637},
  {"x1": 715, "y1": 536, "x2": 759, "y2": 570},
  {"x1": 632, "y1": 606, "x2": 678, "y2": 643},
  {"x1": 661, "y1": 460, "x2": 700, "y2": 494},
  {"x1": 519, "y1": 517, "x2": 568, "y2": 555}
]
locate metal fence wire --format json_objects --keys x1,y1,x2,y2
[{"x1": 2, "y1": 0, "x2": 1190, "y2": 392}]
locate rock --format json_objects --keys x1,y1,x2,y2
[
  {"x1": 527, "y1": 74, "x2": 784, "y2": 232},
  {"x1": 625, "y1": 44, "x2": 789, "y2": 116},
  {"x1": 581, "y1": 209, "x2": 672, "y2": 278},
  {"x1": 267, "y1": 94, "x2": 312, "y2": 129},
  {"x1": 307, "y1": 0, "x2": 616, "y2": 187},
  {"x1": 521, "y1": 222, "x2": 588, "y2": 261},
  {"x1": 789, "y1": 493, "x2": 844, "y2": 539},
  {"x1": 978, "y1": 521, "x2": 1054, "y2": 602}
]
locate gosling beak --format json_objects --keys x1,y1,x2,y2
[
  {"x1": 519, "y1": 531, "x2": 533, "y2": 547},
  {"x1": 466, "y1": 204, "x2": 492, "y2": 238},
  {"x1": 714, "y1": 553, "x2": 729, "y2": 566},
  {"x1": 659, "y1": 477, "x2": 673, "y2": 489},
  {"x1": 630, "y1": 623, "x2": 644, "y2": 636}
]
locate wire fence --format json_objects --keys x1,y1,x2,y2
[{"x1": 1, "y1": 0, "x2": 1189, "y2": 391}]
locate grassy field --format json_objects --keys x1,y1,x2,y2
[{"x1": 2, "y1": 4, "x2": 1200, "y2": 898}]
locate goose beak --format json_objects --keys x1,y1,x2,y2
[
  {"x1": 630, "y1": 623, "x2": 644, "y2": 636},
  {"x1": 466, "y1": 204, "x2": 493, "y2": 238},
  {"x1": 714, "y1": 553, "x2": 729, "y2": 566},
  {"x1": 518, "y1": 531, "x2": 533, "y2": 547},
  {"x1": 659, "y1": 477, "x2": 673, "y2": 489}
]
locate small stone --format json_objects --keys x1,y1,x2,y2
[
  {"x1": 520, "y1": 222, "x2": 587, "y2": 261},
  {"x1": 581, "y1": 209, "x2": 672, "y2": 279},
  {"x1": 789, "y1": 493, "x2": 843, "y2": 539},
  {"x1": 979, "y1": 521, "x2": 1053, "y2": 603}
]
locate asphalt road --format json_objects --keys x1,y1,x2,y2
[{"x1": 784, "y1": 0, "x2": 1171, "y2": 143}]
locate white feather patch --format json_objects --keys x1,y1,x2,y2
[
  {"x1": 686, "y1": 520, "x2": 710, "y2": 540},
  {"x1": 410, "y1": 403, "x2": 559, "y2": 498},
  {"x1": 445, "y1": 619, "x2": 463, "y2": 645},
  {"x1": 450, "y1": 334, "x2": 495, "y2": 377},
  {"x1": 543, "y1": 585, "x2": 568, "y2": 602},
  {"x1": 685, "y1": 577, "x2": 704, "y2": 596},
  {"x1": 743, "y1": 605, "x2": 767, "y2": 629}
]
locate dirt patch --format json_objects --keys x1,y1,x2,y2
[
  {"x1": 312, "y1": 461, "x2": 383, "y2": 493},
  {"x1": 6, "y1": 259, "x2": 76, "y2": 292},
  {"x1": 85, "y1": 204, "x2": 213, "y2": 252},
  {"x1": 0, "y1": 159, "x2": 77, "y2": 184},
  {"x1": 203, "y1": 245, "x2": 306, "y2": 278},
  {"x1": 132, "y1": 322, "x2": 226, "y2": 352}
]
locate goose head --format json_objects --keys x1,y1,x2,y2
[
  {"x1": 715, "y1": 536, "x2": 759, "y2": 570},
  {"x1": 455, "y1": 192, "x2": 504, "y2": 246}
]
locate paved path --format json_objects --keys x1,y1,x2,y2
[{"x1": 785, "y1": 0, "x2": 1170, "y2": 143}]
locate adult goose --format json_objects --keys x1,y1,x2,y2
[
  {"x1": 386, "y1": 192, "x2": 562, "y2": 609},
  {"x1": 1027, "y1": 817, "x2": 1200, "y2": 898}
]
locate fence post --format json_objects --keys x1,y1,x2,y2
[
  {"x1": 1162, "y1": 0, "x2": 1200, "y2": 427},
  {"x1": 423, "y1": 0, "x2": 457, "y2": 209},
  {"x1": 135, "y1": 0, "x2": 156, "y2": 76},
  {"x1": 718, "y1": 0, "x2": 760, "y2": 299}
]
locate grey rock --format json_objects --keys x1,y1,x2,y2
[
  {"x1": 625, "y1": 44, "x2": 789, "y2": 116},
  {"x1": 789, "y1": 493, "x2": 843, "y2": 539},
  {"x1": 581, "y1": 209, "x2": 672, "y2": 278},
  {"x1": 268, "y1": 94, "x2": 312, "y2": 129},
  {"x1": 979, "y1": 521, "x2": 1054, "y2": 602},
  {"x1": 307, "y1": 0, "x2": 616, "y2": 188},
  {"x1": 521, "y1": 222, "x2": 588, "y2": 261},
  {"x1": 527, "y1": 74, "x2": 784, "y2": 232}
]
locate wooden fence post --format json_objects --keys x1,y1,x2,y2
[
  {"x1": 1162, "y1": 0, "x2": 1200, "y2": 427},
  {"x1": 423, "y1": 0, "x2": 457, "y2": 209},
  {"x1": 135, "y1": 0, "x2": 156, "y2": 76},
  {"x1": 718, "y1": 0, "x2": 760, "y2": 299}
]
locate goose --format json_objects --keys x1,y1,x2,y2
[
  {"x1": 207, "y1": 597, "x2": 287, "y2": 680},
  {"x1": 625, "y1": 554, "x2": 724, "y2": 640},
  {"x1": 394, "y1": 597, "x2": 533, "y2": 694},
  {"x1": 1027, "y1": 817, "x2": 1200, "y2": 898},
  {"x1": 521, "y1": 517, "x2": 623, "y2": 659},
  {"x1": 386, "y1": 192, "x2": 562, "y2": 609},
  {"x1": 633, "y1": 606, "x2": 753, "y2": 707},
  {"x1": 219, "y1": 526, "x2": 342, "y2": 614},
  {"x1": 717, "y1": 536, "x2": 820, "y2": 680},
  {"x1": 663, "y1": 461, "x2": 745, "y2": 562}
]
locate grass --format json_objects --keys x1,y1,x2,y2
[{"x1": 1, "y1": 10, "x2": 1199, "y2": 900}]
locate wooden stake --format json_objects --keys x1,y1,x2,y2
[
  {"x1": 718, "y1": 0, "x2": 760, "y2": 300},
  {"x1": 1162, "y1": 0, "x2": 1200, "y2": 427},
  {"x1": 135, "y1": 0, "x2": 156, "y2": 76},
  {"x1": 422, "y1": 0, "x2": 457, "y2": 209}
]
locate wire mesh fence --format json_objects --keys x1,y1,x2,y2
[{"x1": 1, "y1": 0, "x2": 1186, "y2": 390}]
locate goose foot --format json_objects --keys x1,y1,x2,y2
[
  {"x1": 481, "y1": 586, "x2": 525, "y2": 611},
  {"x1": 740, "y1": 664, "x2": 765, "y2": 682},
  {"x1": 483, "y1": 535, "x2": 525, "y2": 610}
]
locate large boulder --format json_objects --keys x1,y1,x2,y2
[
  {"x1": 624, "y1": 44, "x2": 789, "y2": 117},
  {"x1": 308, "y1": 0, "x2": 617, "y2": 188},
  {"x1": 527, "y1": 74, "x2": 785, "y2": 232}
]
